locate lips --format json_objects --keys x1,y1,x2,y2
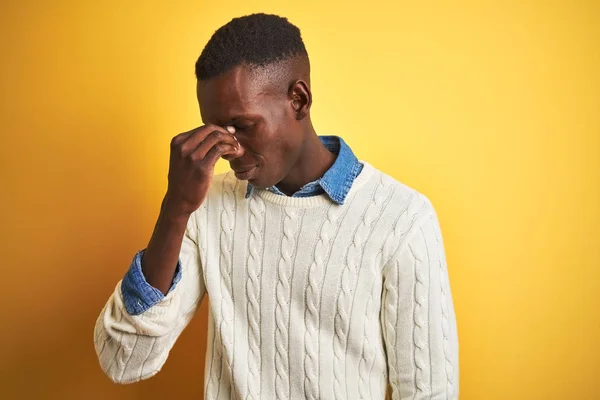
[{"x1": 232, "y1": 166, "x2": 257, "y2": 180}]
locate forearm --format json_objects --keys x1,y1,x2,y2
[
  {"x1": 142, "y1": 196, "x2": 191, "y2": 294},
  {"x1": 94, "y1": 124, "x2": 230, "y2": 382},
  {"x1": 95, "y1": 209, "x2": 207, "y2": 383}
]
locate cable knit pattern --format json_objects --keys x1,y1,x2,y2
[
  {"x1": 357, "y1": 186, "x2": 395, "y2": 398},
  {"x1": 213, "y1": 174, "x2": 238, "y2": 399},
  {"x1": 430, "y1": 214, "x2": 455, "y2": 399},
  {"x1": 359, "y1": 189, "x2": 414, "y2": 399},
  {"x1": 408, "y1": 242, "x2": 429, "y2": 396},
  {"x1": 205, "y1": 186, "x2": 222, "y2": 399},
  {"x1": 303, "y1": 203, "x2": 344, "y2": 400},
  {"x1": 246, "y1": 193, "x2": 265, "y2": 400},
  {"x1": 357, "y1": 183, "x2": 405, "y2": 400},
  {"x1": 358, "y1": 287, "x2": 376, "y2": 400},
  {"x1": 275, "y1": 207, "x2": 299, "y2": 399},
  {"x1": 93, "y1": 162, "x2": 459, "y2": 399},
  {"x1": 383, "y1": 259, "x2": 400, "y2": 400},
  {"x1": 333, "y1": 179, "x2": 385, "y2": 400}
]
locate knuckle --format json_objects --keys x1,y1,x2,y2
[
  {"x1": 195, "y1": 160, "x2": 210, "y2": 173},
  {"x1": 177, "y1": 144, "x2": 187, "y2": 157},
  {"x1": 212, "y1": 130, "x2": 224, "y2": 140},
  {"x1": 189, "y1": 151, "x2": 202, "y2": 162}
]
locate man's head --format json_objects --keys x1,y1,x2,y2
[{"x1": 195, "y1": 13, "x2": 313, "y2": 188}]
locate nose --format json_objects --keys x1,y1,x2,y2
[{"x1": 221, "y1": 138, "x2": 245, "y2": 161}]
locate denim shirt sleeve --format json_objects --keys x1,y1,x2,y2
[{"x1": 120, "y1": 249, "x2": 182, "y2": 315}]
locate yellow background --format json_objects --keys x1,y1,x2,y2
[{"x1": 1, "y1": 1, "x2": 598, "y2": 399}]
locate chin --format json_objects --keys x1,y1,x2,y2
[
  {"x1": 247, "y1": 177, "x2": 265, "y2": 188},
  {"x1": 248, "y1": 174, "x2": 276, "y2": 189}
]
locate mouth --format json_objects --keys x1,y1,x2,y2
[{"x1": 232, "y1": 166, "x2": 257, "y2": 181}]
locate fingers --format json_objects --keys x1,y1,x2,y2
[
  {"x1": 186, "y1": 125, "x2": 231, "y2": 154},
  {"x1": 190, "y1": 127, "x2": 239, "y2": 161},
  {"x1": 171, "y1": 125, "x2": 238, "y2": 159},
  {"x1": 194, "y1": 130, "x2": 242, "y2": 168},
  {"x1": 171, "y1": 126, "x2": 201, "y2": 148},
  {"x1": 202, "y1": 142, "x2": 239, "y2": 167}
]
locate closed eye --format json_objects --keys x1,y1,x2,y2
[{"x1": 235, "y1": 124, "x2": 253, "y2": 131}]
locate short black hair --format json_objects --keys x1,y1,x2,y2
[{"x1": 195, "y1": 13, "x2": 308, "y2": 81}]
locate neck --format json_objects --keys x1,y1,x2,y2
[{"x1": 276, "y1": 127, "x2": 336, "y2": 196}]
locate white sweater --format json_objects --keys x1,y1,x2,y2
[{"x1": 94, "y1": 161, "x2": 459, "y2": 399}]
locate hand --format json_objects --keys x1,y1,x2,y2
[{"x1": 163, "y1": 124, "x2": 241, "y2": 215}]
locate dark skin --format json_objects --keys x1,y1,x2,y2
[{"x1": 141, "y1": 57, "x2": 336, "y2": 293}]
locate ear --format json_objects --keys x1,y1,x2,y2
[{"x1": 288, "y1": 80, "x2": 312, "y2": 120}]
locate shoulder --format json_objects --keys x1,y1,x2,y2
[
  {"x1": 359, "y1": 161, "x2": 436, "y2": 220},
  {"x1": 362, "y1": 165, "x2": 445, "y2": 272}
]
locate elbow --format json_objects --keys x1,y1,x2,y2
[
  {"x1": 94, "y1": 334, "x2": 161, "y2": 384},
  {"x1": 100, "y1": 365, "x2": 135, "y2": 385},
  {"x1": 95, "y1": 345, "x2": 160, "y2": 385},
  {"x1": 101, "y1": 364, "x2": 160, "y2": 385},
  {"x1": 92, "y1": 297, "x2": 171, "y2": 385},
  {"x1": 93, "y1": 343, "x2": 128, "y2": 384}
]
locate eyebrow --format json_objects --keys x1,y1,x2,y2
[
  {"x1": 226, "y1": 114, "x2": 260, "y2": 125},
  {"x1": 202, "y1": 111, "x2": 262, "y2": 127}
]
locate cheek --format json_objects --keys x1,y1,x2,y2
[
  {"x1": 270, "y1": 132, "x2": 299, "y2": 165},
  {"x1": 273, "y1": 117, "x2": 303, "y2": 152},
  {"x1": 255, "y1": 105, "x2": 301, "y2": 163}
]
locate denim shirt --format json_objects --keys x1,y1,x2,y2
[{"x1": 121, "y1": 135, "x2": 363, "y2": 315}]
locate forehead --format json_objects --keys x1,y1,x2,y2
[{"x1": 197, "y1": 66, "x2": 282, "y2": 124}]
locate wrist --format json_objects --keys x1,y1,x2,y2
[{"x1": 161, "y1": 193, "x2": 193, "y2": 221}]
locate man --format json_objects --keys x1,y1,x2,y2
[{"x1": 94, "y1": 13, "x2": 459, "y2": 400}]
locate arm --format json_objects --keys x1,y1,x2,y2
[
  {"x1": 93, "y1": 211, "x2": 206, "y2": 383},
  {"x1": 92, "y1": 125, "x2": 240, "y2": 383},
  {"x1": 381, "y1": 202, "x2": 459, "y2": 399},
  {"x1": 119, "y1": 198, "x2": 189, "y2": 317}
]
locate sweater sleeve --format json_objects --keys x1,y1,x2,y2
[
  {"x1": 93, "y1": 212, "x2": 207, "y2": 384},
  {"x1": 381, "y1": 205, "x2": 459, "y2": 400}
]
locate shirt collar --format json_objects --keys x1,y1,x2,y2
[{"x1": 244, "y1": 135, "x2": 362, "y2": 205}]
